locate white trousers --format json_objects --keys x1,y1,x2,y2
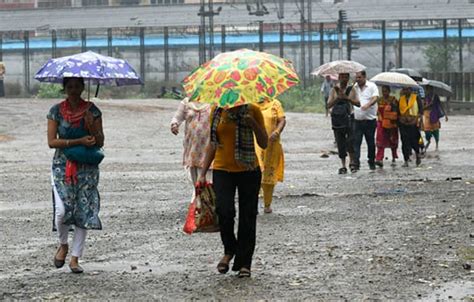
[{"x1": 52, "y1": 179, "x2": 87, "y2": 258}]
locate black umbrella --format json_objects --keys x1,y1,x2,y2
[
  {"x1": 420, "y1": 79, "x2": 453, "y2": 97},
  {"x1": 389, "y1": 68, "x2": 423, "y2": 82}
]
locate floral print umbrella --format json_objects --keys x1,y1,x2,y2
[
  {"x1": 182, "y1": 49, "x2": 299, "y2": 108},
  {"x1": 35, "y1": 51, "x2": 142, "y2": 86}
]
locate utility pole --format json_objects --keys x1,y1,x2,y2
[
  {"x1": 198, "y1": 0, "x2": 222, "y2": 61},
  {"x1": 247, "y1": 0, "x2": 269, "y2": 53},
  {"x1": 208, "y1": 0, "x2": 215, "y2": 59},
  {"x1": 277, "y1": 0, "x2": 284, "y2": 19},
  {"x1": 307, "y1": 0, "x2": 313, "y2": 76},
  {"x1": 300, "y1": 0, "x2": 306, "y2": 88},
  {"x1": 199, "y1": 0, "x2": 206, "y2": 63},
  {"x1": 346, "y1": 27, "x2": 359, "y2": 60},
  {"x1": 337, "y1": 10, "x2": 346, "y2": 60}
]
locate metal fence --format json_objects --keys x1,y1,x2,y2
[{"x1": 0, "y1": 17, "x2": 473, "y2": 99}]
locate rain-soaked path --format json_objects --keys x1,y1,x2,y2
[{"x1": 0, "y1": 98, "x2": 473, "y2": 300}]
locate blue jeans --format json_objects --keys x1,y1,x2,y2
[{"x1": 353, "y1": 119, "x2": 377, "y2": 167}]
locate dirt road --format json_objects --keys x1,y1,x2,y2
[{"x1": 0, "y1": 98, "x2": 473, "y2": 300}]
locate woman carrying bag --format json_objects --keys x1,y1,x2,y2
[
  {"x1": 47, "y1": 77, "x2": 104, "y2": 273},
  {"x1": 198, "y1": 103, "x2": 267, "y2": 278}
]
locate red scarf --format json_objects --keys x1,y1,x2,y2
[{"x1": 60, "y1": 98, "x2": 91, "y2": 184}]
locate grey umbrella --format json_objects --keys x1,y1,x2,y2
[
  {"x1": 420, "y1": 79, "x2": 453, "y2": 97},
  {"x1": 389, "y1": 68, "x2": 423, "y2": 81}
]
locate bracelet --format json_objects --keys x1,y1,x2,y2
[{"x1": 66, "y1": 139, "x2": 70, "y2": 147}]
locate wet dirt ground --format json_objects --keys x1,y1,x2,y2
[{"x1": 0, "y1": 98, "x2": 473, "y2": 300}]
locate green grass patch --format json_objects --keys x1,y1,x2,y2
[{"x1": 278, "y1": 84, "x2": 326, "y2": 113}]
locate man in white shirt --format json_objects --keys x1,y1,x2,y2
[{"x1": 348, "y1": 70, "x2": 379, "y2": 171}]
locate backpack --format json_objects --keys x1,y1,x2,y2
[
  {"x1": 331, "y1": 85, "x2": 352, "y2": 129},
  {"x1": 331, "y1": 101, "x2": 351, "y2": 129}
]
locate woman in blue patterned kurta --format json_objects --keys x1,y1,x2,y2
[{"x1": 47, "y1": 77, "x2": 104, "y2": 273}]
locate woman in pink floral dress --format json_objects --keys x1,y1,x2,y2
[{"x1": 171, "y1": 97, "x2": 212, "y2": 189}]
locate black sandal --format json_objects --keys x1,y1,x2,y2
[
  {"x1": 349, "y1": 164, "x2": 358, "y2": 173},
  {"x1": 217, "y1": 254, "x2": 233, "y2": 274},
  {"x1": 338, "y1": 167, "x2": 347, "y2": 174},
  {"x1": 238, "y1": 267, "x2": 251, "y2": 278}
]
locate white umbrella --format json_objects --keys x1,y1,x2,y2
[
  {"x1": 311, "y1": 60, "x2": 366, "y2": 76},
  {"x1": 370, "y1": 72, "x2": 419, "y2": 88}
]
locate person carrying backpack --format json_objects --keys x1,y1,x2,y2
[{"x1": 327, "y1": 73, "x2": 361, "y2": 174}]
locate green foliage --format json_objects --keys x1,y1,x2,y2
[
  {"x1": 36, "y1": 84, "x2": 63, "y2": 98},
  {"x1": 423, "y1": 42, "x2": 458, "y2": 72},
  {"x1": 279, "y1": 84, "x2": 326, "y2": 113}
]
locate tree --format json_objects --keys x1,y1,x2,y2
[{"x1": 423, "y1": 41, "x2": 458, "y2": 72}]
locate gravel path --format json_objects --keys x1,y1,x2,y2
[{"x1": 0, "y1": 98, "x2": 473, "y2": 300}]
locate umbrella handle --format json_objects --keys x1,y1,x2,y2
[
  {"x1": 95, "y1": 84, "x2": 100, "y2": 98},
  {"x1": 87, "y1": 79, "x2": 91, "y2": 101}
]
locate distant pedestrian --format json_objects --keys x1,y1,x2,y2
[
  {"x1": 47, "y1": 77, "x2": 104, "y2": 274},
  {"x1": 375, "y1": 85, "x2": 399, "y2": 167},
  {"x1": 398, "y1": 86, "x2": 423, "y2": 167},
  {"x1": 170, "y1": 97, "x2": 212, "y2": 191},
  {"x1": 198, "y1": 103, "x2": 268, "y2": 278},
  {"x1": 254, "y1": 98, "x2": 286, "y2": 214},
  {"x1": 0, "y1": 62, "x2": 5, "y2": 97},
  {"x1": 327, "y1": 73, "x2": 360, "y2": 174},
  {"x1": 423, "y1": 85, "x2": 448, "y2": 152},
  {"x1": 387, "y1": 61, "x2": 395, "y2": 71},
  {"x1": 321, "y1": 75, "x2": 333, "y2": 117},
  {"x1": 350, "y1": 71, "x2": 379, "y2": 171}
]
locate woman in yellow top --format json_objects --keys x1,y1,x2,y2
[
  {"x1": 254, "y1": 98, "x2": 286, "y2": 214},
  {"x1": 198, "y1": 103, "x2": 267, "y2": 278},
  {"x1": 398, "y1": 87, "x2": 423, "y2": 167}
]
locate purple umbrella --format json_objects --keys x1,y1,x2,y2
[{"x1": 35, "y1": 51, "x2": 142, "y2": 97}]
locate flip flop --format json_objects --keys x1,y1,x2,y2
[
  {"x1": 217, "y1": 254, "x2": 234, "y2": 274},
  {"x1": 238, "y1": 268, "x2": 251, "y2": 278}
]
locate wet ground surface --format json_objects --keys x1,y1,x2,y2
[{"x1": 0, "y1": 98, "x2": 473, "y2": 300}]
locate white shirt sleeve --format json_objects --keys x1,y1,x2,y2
[{"x1": 370, "y1": 82, "x2": 379, "y2": 98}]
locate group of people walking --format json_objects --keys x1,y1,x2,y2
[
  {"x1": 326, "y1": 71, "x2": 447, "y2": 174},
  {"x1": 47, "y1": 77, "x2": 286, "y2": 277},
  {"x1": 45, "y1": 68, "x2": 446, "y2": 278}
]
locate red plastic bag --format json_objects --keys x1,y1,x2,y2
[
  {"x1": 183, "y1": 201, "x2": 197, "y2": 234},
  {"x1": 183, "y1": 182, "x2": 219, "y2": 234}
]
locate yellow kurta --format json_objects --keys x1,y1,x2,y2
[{"x1": 254, "y1": 100, "x2": 285, "y2": 185}]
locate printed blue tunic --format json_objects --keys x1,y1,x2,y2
[{"x1": 47, "y1": 103, "x2": 102, "y2": 230}]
